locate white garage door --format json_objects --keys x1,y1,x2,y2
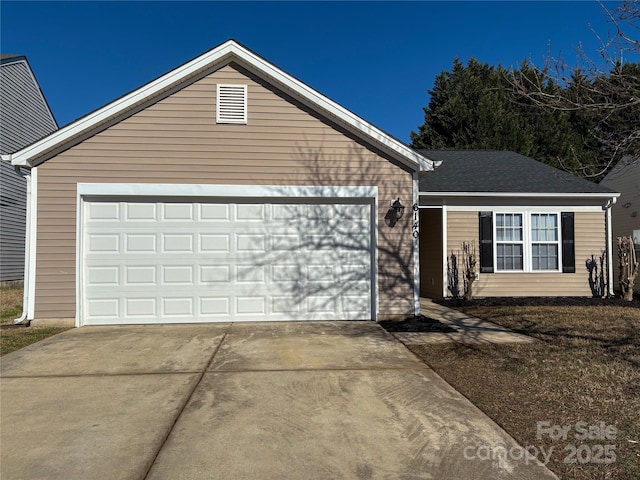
[{"x1": 81, "y1": 199, "x2": 373, "y2": 325}]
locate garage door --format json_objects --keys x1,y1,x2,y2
[{"x1": 81, "y1": 199, "x2": 373, "y2": 325}]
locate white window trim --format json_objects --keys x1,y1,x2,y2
[
  {"x1": 495, "y1": 213, "x2": 525, "y2": 272},
  {"x1": 530, "y1": 213, "x2": 561, "y2": 272},
  {"x1": 493, "y1": 210, "x2": 563, "y2": 273}
]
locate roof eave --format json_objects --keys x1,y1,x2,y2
[
  {"x1": 10, "y1": 40, "x2": 431, "y2": 172},
  {"x1": 419, "y1": 191, "x2": 620, "y2": 199}
]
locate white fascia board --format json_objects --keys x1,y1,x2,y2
[
  {"x1": 419, "y1": 191, "x2": 620, "y2": 199},
  {"x1": 11, "y1": 40, "x2": 431, "y2": 172},
  {"x1": 1, "y1": 154, "x2": 11, "y2": 162},
  {"x1": 11, "y1": 43, "x2": 235, "y2": 167}
]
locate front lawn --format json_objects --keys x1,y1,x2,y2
[
  {"x1": 0, "y1": 286, "x2": 71, "y2": 355},
  {"x1": 1, "y1": 286, "x2": 23, "y2": 324},
  {"x1": 409, "y1": 302, "x2": 640, "y2": 480}
]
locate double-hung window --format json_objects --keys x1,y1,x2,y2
[
  {"x1": 493, "y1": 212, "x2": 561, "y2": 272},
  {"x1": 531, "y1": 214, "x2": 559, "y2": 270},
  {"x1": 495, "y1": 213, "x2": 524, "y2": 270}
]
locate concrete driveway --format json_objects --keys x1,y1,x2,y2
[{"x1": 1, "y1": 322, "x2": 556, "y2": 480}]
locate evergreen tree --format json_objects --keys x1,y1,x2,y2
[
  {"x1": 410, "y1": 58, "x2": 589, "y2": 175},
  {"x1": 508, "y1": 1, "x2": 639, "y2": 178}
]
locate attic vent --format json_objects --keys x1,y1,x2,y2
[{"x1": 217, "y1": 84, "x2": 247, "y2": 124}]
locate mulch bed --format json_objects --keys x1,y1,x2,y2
[
  {"x1": 0, "y1": 323, "x2": 29, "y2": 330},
  {"x1": 379, "y1": 315, "x2": 456, "y2": 333},
  {"x1": 436, "y1": 296, "x2": 640, "y2": 309}
]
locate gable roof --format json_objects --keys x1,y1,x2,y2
[
  {"x1": 7, "y1": 40, "x2": 432, "y2": 171},
  {"x1": 417, "y1": 150, "x2": 618, "y2": 198},
  {"x1": 0, "y1": 54, "x2": 58, "y2": 155},
  {"x1": 600, "y1": 156, "x2": 639, "y2": 186}
]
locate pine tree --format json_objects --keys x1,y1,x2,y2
[{"x1": 410, "y1": 58, "x2": 622, "y2": 179}]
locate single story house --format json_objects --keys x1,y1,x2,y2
[
  {"x1": 5, "y1": 40, "x2": 620, "y2": 327},
  {"x1": 417, "y1": 150, "x2": 619, "y2": 299},
  {"x1": 0, "y1": 54, "x2": 58, "y2": 284},
  {"x1": 600, "y1": 157, "x2": 640, "y2": 292}
]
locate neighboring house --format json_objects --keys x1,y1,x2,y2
[
  {"x1": 5, "y1": 41, "x2": 620, "y2": 327},
  {"x1": 600, "y1": 158, "x2": 640, "y2": 293},
  {"x1": 1, "y1": 54, "x2": 58, "y2": 283},
  {"x1": 416, "y1": 150, "x2": 619, "y2": 299}
]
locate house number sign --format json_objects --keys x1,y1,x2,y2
[{"x1": 412, "y1": 203, "x2": 419, "y2": 238}]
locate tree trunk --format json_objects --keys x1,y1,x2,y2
[
  {"x1": 462, "y1": 241, "x2": 477, "y2": 301},
  {"x1": 618, "y1": 236, "x2": 639, "y2": 301}
]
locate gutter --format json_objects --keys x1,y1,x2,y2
[{"x1": 419, "y1": 191, "x2": 621, "y2": 199}]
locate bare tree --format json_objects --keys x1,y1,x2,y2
[
  {"x1": 462, "y1": 241, "x2": 477, "y2": 301},
  {"x1": 509, "y1": 0, "x2": 640, "y2": 178},
  {"x1": 618, "y1": 235, "x2": 639, "y2": 301}
]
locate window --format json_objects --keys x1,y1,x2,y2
[
  {"x1": 496, "y1": 213, "x2": 523, "y2": 270},
  {"x1": 531, "y1": 214, "x2": 559, "y2": 270},
  {"x1": 484, "y1": 212, "x2": 565, "y2": 273}
]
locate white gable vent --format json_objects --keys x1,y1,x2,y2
[{"x1": 217, "y1": 84, "x2": 247, "y2": 124}]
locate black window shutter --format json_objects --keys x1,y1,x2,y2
[
  {"x1": 561, "y1": 212, "x2": 575, "y2": 273},
  {"x1": 479, "y1": 211, "x2": 494, "y2": 273}
]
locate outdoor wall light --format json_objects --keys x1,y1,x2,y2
[
  {"x1": 385, "y1": 198, "x2": 406, "y2": 228},
  {"x1": 391, "y1": 198, "x2": 405, "y2": 220}
]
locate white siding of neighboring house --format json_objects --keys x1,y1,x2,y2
[{"x1": 0, "y1": 57, "x2": 57, "y2": 282}]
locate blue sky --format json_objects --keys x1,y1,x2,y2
[{"x1": 1, "y1": 1, "x2": 632, "y2": 143}]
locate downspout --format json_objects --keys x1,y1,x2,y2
[
  {"x1": 13, "y1": 165, "x2": 33, "y2": 325},
  {"x1": 604, "y1": 196, "x2": 617, "y2": 298},
  {"x1": 412, "y1": 172, "x2": 420, "y2": 317}
]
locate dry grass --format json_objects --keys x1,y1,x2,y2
[
  {"x1": 0, "y1": 287, "x2": 71, "y2": 355},
  {"x1": 410, "y1": 305, "x2": 640, "y2": 480},
  {"x1": 1, "y1": 326, "x2": 71, "y2": 356},
  {"x1": 1, "y1": 286, "x2": 23, "y2": 324}
]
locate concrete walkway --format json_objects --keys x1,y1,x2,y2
[
  {"x1": 392, "y1": 299, "x2": 536, "y2": 346},
  {"x1": 1, "y1": 322, "x2": 555, "y2": 480}
]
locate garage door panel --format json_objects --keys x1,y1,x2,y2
[
  {"x1": 87, "y1": 266, "x2": 120, "y2": 286},
  {"x1": 200, "y1": 265, "x2": 231, "y2": 284},
  {"x1": 162, "y1": 297, "x2": 194, "y2": 316},
  {"x1": 200, "y1": 297, "x2": 230, "y2": 316},
  {"x1": 126, "y1": 266, "x2": 157, "y2": 285},
  {"x1": 88, "y1": 202, "x2": 120, "y2": 221},
  {"x1": 199, "y1": 234, "x2": 230, "y2": 252},
  {"x1": 163, "y1": 203, "x2": 193, "y2": 220},
  {"x1": 82, "y1": 199, "x2": 373, "y2": 324},
  {"x1": 126, "y1": 234, "x2": 157, "y2": 253},
  {"x1": 124, "y1": 297, "x2": 157, "y2": 317},
  {"x1": 126, "y1": 203, "x2": 157, "y2": 221},
  {"x1": 87, "y1": 298, "x2": 120, "y2": 318},
  {"x1": 162, "y1": 265, "x2": 194, "y2": 285}
]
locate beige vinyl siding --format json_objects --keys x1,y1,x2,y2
[
  {"x1": 446, "y1": 210, "x2": 606, "y2": 297},
  {"x1": 34, "y1": 64, "x2": 415, "y2": 320},
  {"x1": 419, "y1": 209, "x2": 443, "y2": 298},
  {"x1": 600, "y1": 161, "x2": 640, "y2": 292}
]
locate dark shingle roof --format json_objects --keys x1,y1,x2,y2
[
  {"x1": 417, "y1": 150, "x2": 616, "y2": 194},
  {"x1": 0, "y1": 54, "x2": 25, "y2": 63}
]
